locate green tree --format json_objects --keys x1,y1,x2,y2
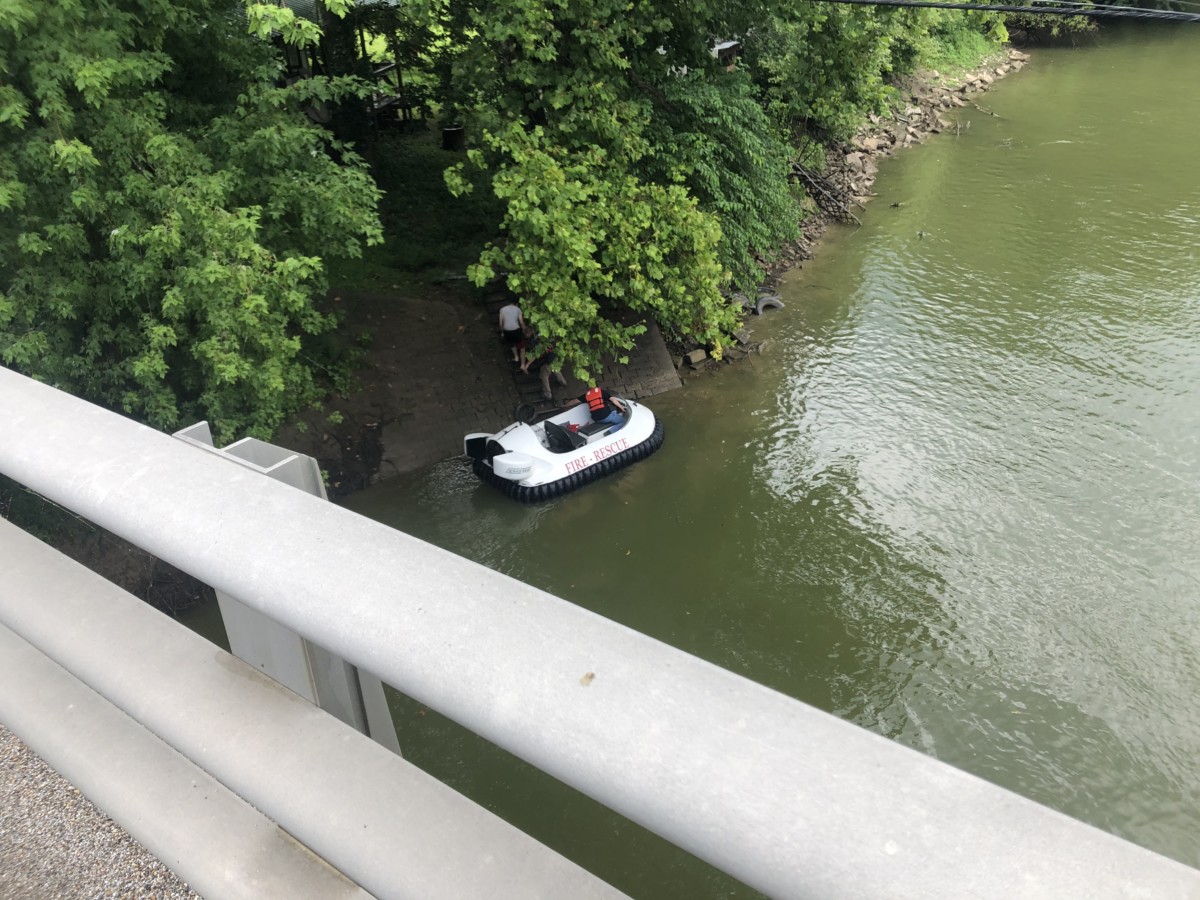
[
  {"x1": 745, "y1": 4, "x2": 908, "y2": 143},
  {"x1": 1004, "y1": 5, "x2": 1095, "y2": 41},
  {"x1": 644, "y1": 70, "x2": 801, "y2": 296},
  {"x1": 0, "y1": 0, "x2": 381, "y2": 441},
  {"x1": 746, "y1": 1, "x2": 1009, "y2": 144},
  {"x1": 441, "y1": 0, "x2": 784, "y2": 373},
  {"x1": 449, "y1": 126, "x2": 734, "y2": 376}
]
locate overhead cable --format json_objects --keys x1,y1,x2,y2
[{"x1": 815, "y1": 0, "x2": 1200, "y2": 22}]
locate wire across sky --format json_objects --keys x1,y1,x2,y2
[{"x1": 816, "y1": 0, "x2": 1200, "y2": 22}]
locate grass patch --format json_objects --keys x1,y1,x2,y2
[
  {"x1": 921, "y1": 26, "x2": 1005, "y2": 77},
  {"x1": 328, "y1": 128, "x2": 502, "y2": 294}
]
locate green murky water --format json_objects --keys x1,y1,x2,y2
[{"x1": 341, "y1": 27, "x2": 1200, "y2": 897}]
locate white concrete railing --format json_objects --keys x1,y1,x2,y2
[
  {"x1": 2, "y1": 366, "x2": 1199, "y2": 899},
  {"x1": 0, "y1": 516, "x2": 619, "y2": 900}
]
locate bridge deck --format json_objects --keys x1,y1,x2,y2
[{"x1": 0, "y1": 725, "x2": 196, "y2": 899}]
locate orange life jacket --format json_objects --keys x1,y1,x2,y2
[{"x1": 585, "y1": 387, "x2": 606, "y2": 414}]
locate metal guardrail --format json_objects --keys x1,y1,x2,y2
[
  {"x1": 2, "y1": 366, "x2": 1199, "y2": 899},
  {"x1": 0, "y1": 611, "x2": 373, "y2": 900},
  {"x1": 0, "y1": 517, "x2": 620, "y2": 900}
]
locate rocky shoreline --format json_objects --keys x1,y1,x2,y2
[{"x1": 774, "y1": 48, "x2": 1030, "y2": 282}]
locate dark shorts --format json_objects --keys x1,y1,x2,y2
[{"x1": 502, "y1": 328, "x2": 524, "y2": 347}]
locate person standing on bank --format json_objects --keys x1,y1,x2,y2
[
  {"x1": 520, "y1": 329, "x2": 568, "y2": 400},
  {"x1": 498, "y1": 297, "x2": 526, "y2": 367},
  {"x1": 568, "y1": 386, "x2": 628, "y2": 430}
]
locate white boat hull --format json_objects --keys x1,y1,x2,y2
[{"x1": 464, "y1": 399, "x2": 665, "y2": 501}]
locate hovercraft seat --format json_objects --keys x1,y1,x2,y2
[
  {"x1": 545, "y1": 420, "x2": 587, "y2": 453},
  {"x1": 579, "y1": 420, "x2": 613, "y2": 437}
]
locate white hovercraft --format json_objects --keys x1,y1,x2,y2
[{"x1": 464, "y1": 397, "x2": 665, "y2": 502}]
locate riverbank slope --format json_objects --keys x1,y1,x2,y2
[{"x1": 281, "y1": 47, "x2": 1031, "y2": 496}]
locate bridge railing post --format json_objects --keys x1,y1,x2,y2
[{"x1": 173, "y1": 422, "x2": 401, "y2": 756}]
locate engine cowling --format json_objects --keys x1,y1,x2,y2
[{"x1": 492, "y1": 452, "x2": 535, "y2": 482}]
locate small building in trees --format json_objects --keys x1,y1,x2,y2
[
  {"x1": 275, "y1": 0, "x2": 430, "y2": 131},
  {"x1": 711, "y1": 40, "x2": 742, "y2": 71}
]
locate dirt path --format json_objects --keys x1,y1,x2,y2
[
  {"x1": 277, "y1": 280, "x2": 683, "y2": 498},
  {"x1": 275, "y1": 284, "x2": 521, "y2": 496}
]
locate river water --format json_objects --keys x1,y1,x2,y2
[{"x1": 343, "y1": 26, "x2": 1200, "y2": 898}]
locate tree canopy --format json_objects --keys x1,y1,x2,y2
[
  {"x1": 0, "y1": 0, "x2": 381, "y2": 440},
  {"x1": 1, "y1": 0, "x2": 1010, "y2": 433},
  {"x1": 427, "y1": 0, "x2": 1004, "y2": 375},
  {"x1": 437, "y1": 0, "x2": 801, "y2": 373}
]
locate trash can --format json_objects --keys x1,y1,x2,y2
[{"x1": 441, "y1": 124, "x2": 465, "y2": 152}]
